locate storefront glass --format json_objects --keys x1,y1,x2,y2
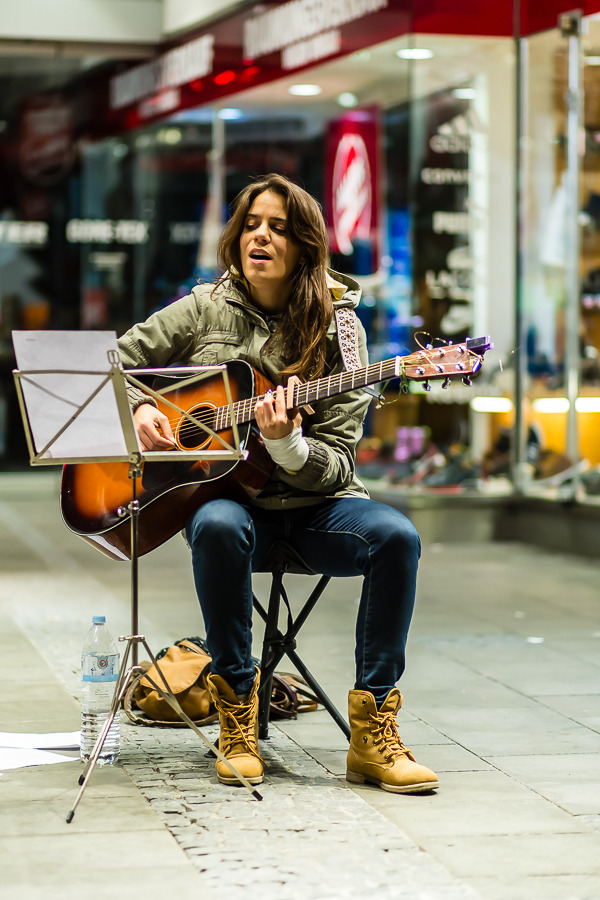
[
  {"x1": 76, "y1": 123, "x2": 212, "y2": 332},
  {"x1": 0, "y1": 55, "x2": 97, "y2": 464},
  {"x1": 5, "y1": 1, "x2": 600, "y2": 509},
  {"x1": 520, "y1": 27, "x2": 572, "y2": 498},
  {"x1": 402, "y1": 35, "x2": 515, "y2": 494},
  {"x1": 579, "y1": 14, "x2": 600, "y2": 502},
  {"x1": 520, "y1": 17, "x2": 600, "y2": 503},
  {"x1": 75, "y1": 32, "x2": 517, "y2": 496}
]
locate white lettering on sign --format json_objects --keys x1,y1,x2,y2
[
  {"x1": 170, "y1": 222, "x2": 201, "y2": 244},
  {"x1": 66, "y1": 220, "x2": 149, "y2": 244},
  {"x1": 0, "y1": 221, "x2": 48, "y2": 245},
  {"x1": 282, "y1": 29, "x2": 341, "y2": 69},
  {"x1": 89, "y1": 252, "x2": 127, "y2": 270},
  {"x1": 421, "y1": 168, "x2": 469, "y2": 185},
  {"x1": 139, "y1": 88, "x2": 180, "y2": 120},
  {"x1": 430, "y1": 134, "x2": 470, "y2": 153},
  {"x1": 110, "y1": 34, "x2": 214, "y2": 111},
  {"x1": 244, "y1": 0, "x2": 387, "y2": 60},
  {"x1": 333, "y1": 134, "x2": 371, "y2": 257},
  {"x1": 429, "y1": 109, "x2": 484, "y2": 154},
  {"x1": 425, "y1": 268, "x2": 471, "y2": 301},
  {"x1": 432, "y1": 212, "x2": 472, "y2": 234}
]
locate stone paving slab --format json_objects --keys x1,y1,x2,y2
[
  {"x1": 418, "y1": 832, "x2": 600, "y2": 880},
  {"x1": 467, "y1": 874, "x2": 600, "y2": 900},
  {"x1": 0, "y1": 601, "x2": 213, "y2": 900},
  {"x1": 119, "y1": 719, "x2": 479, "y2": 900},
  {"x1": 3, "y1": 477, "x2": 600, "y2": 900}
]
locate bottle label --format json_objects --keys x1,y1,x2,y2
[{"x1": 82, "y1": 653, "x2": 119, "y2": 682}]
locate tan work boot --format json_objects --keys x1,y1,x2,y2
[
  {"x1": 346, "y1": 688, "x2": 439, "y2": 793},
  {"x1": 207, "y1": 671, "x2": 264, "y2": 786}
]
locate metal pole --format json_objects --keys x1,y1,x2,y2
[
  {"x1": 561, "y1": 11, "x2": 583, "y2": 496},
  {"x1": 129, "y1": 459, "x2": 141, "y2": 666},
  {"x1": 198, "y1": 110, "x2": 225, "y2": 273},
  {"x1": 513, "y1": 0, "x2": 529, "y2": 493}
]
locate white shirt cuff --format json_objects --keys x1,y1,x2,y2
[{"x1": 262, "y1": 428, "x2": 309, "y2": 473}]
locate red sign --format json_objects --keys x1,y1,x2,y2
[
  {"x1": 101, "y1": 0, "x2": 411, "y2": 134},
  {"x1": 88, "y1": 0, "x2": 600, "y2": 139},
  {"x1": 18, "y1": 96, "x2": 75, "y2": 185},
  {"x1": 326, "y1": 108, "x2": 381, "y2": 269}
]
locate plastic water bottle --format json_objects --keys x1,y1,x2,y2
[{"x1": 80, "y1": 616, "x2": 120, "y2": 765}]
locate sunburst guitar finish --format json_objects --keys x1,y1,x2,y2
[{"x1": 60, "y1": 360, "x2": 275, "y2": 561}]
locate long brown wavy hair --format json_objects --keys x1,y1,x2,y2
[{"x1": 217, "y1": 173, "x2": 333, "y2": 381}]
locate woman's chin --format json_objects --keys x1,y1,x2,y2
[{"x1": 245, "y1": 271, "x2": 279, "y2": 290}]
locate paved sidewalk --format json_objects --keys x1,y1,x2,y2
[
  {"x1": 1, "y1": 473, "x2": 600, "y2": 900},
  {"x1": 0, "y1": 602, "x2": 213, "y2": 900}
]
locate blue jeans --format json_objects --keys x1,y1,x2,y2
[{"x1": 185, "y1": 497, "x2": 421, "y2": 705}]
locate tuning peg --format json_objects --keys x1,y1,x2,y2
[
  {"x1": 462, "y1": 376, "x2": 472, "y2": 386},
  {"x1": 422, "y1": 381, "x2": 431, "y2": 392},
  {"x1": 441, "y1": 378, "x2": 451, "y2": 389}
]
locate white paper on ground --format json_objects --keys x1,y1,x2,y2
[
  {"x1": 0, "y1": 731, "x2": 80, "y2": 750},
  {"x1": 0, "y1": 747, "x2": 78, "y2": 772}
]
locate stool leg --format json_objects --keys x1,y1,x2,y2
[
  {"x1": 258, "y1": 572, "x2": 283, "y2": 740},
  {"x1": 286, "y1": 648, "x2": 351, "y2": 741}
]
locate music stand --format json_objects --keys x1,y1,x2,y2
[{"x1": 12, "y1": 331, "x2": 264, "y2": 820}]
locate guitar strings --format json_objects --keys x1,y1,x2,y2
[
  {"x1": 158, "y1": 360, "x2": 402, "y2": 432},
  {"x1": 151, "y1": 345, "x2": 482, "y2": 438}
]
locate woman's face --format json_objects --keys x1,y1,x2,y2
[{"x1": 239, "y1": 190, "x2": 302, "y2": 311}]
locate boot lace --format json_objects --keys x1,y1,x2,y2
[
  {"x1": 217, "y1": 697, "x2": 262, "y2": 761},
  {"x1": 369, "y1": 711, "x2": 415, "y2": 763}
]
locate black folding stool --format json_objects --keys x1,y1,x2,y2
[{"x1": 253, "y1": 540, "x2": 351, "y2": 741}]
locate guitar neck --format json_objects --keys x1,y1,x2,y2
[
  {"x1": 212, "y1": 335, "x2": 492, "y2": 431},
  {"x1": 217, "y1": 358, "x2": 399, "y2": 430}
]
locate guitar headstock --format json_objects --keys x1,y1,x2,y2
[{"x1": 396, "y1": 335, "x2": 493, "y2": 389}]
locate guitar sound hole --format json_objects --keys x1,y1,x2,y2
[{"x1": 176, "y1": 404, "x2": 216, "y2": 450}]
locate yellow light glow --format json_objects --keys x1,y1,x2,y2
[
  {"x1": 575, "y1": 397, "x2": 600, "y2": 412},
  {"x1": 532, "y1": 398, "x2": 570, "y2": 413},
  {"x1": 470, "y1": 397, "x2": 514, "y2": 413}
]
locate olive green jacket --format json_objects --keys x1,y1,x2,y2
[{"x1": 117, "y1": 271, "x2": 371, "y2": 509}]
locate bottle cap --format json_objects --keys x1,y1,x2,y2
[{"x1": 92, "y1": 615, "x2": 106, "y2": 624}]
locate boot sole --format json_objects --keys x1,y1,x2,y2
[
  {"x1": 217, "y1": 773, "x2": 264, "y2": 786},
  {"x1": 346, "y1": 770, "x2": 439, "y2": 794}
]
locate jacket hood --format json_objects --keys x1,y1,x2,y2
[{"x1": 326, "y1": 269, "x2": 362, "y2": 310}]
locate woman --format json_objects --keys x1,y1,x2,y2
[{"x1": 118, "y1": 173, "x2": 438, "y2": 794}]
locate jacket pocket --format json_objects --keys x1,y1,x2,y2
[{"x1": 197, "y1": 333, "x2": 244, "y2": 366}]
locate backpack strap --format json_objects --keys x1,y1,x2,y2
[{"x1": 335, "y1": 307, "x2": 362, "y2": 372}]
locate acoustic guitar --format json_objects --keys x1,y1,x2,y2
[{"x1": 60, "y1": 336, "x2": 493, "y2": 561}]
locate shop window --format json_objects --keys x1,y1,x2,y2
[{"x1": 520, "y1": 20, "x2": 600, "y2": 503}]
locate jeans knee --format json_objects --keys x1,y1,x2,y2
[
  {"x1": 186, "y1": 500, "x2": 253, "y2": 556},
  {"x1": 379, "y1": 514, "x2": 421, "y2": 561}
]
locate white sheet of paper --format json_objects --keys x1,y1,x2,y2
[
  {"x1": 0, "y1": 747, "x2": 78, "y2": 772},
  {"x1": 12, "y1": 331, "x2": 133, "y2": 461},
  {"x1": 0, "y1": 731, "x2": 80, "y2": 750}
]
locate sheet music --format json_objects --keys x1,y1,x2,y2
[{"x1": 12, "y1": 331, "x2": 134, "y2": 460}]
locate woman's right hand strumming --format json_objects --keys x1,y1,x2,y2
[{"x1": 134, "y1": 403, "x2": 176, "y2": 451}]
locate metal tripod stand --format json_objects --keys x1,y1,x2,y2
[{"x1": 66, "y1": 458, "x2": 262, "y2": 823}]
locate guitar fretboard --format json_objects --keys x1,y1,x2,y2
[{"x1": 213, "y1": 358, "x2": 400, "y2": 431}]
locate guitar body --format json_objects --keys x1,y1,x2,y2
[
  {"x1": 60, "y1": 336, "x2": 494, "y2": 562},
  {"x1": 60, "y1": 360, "x2": 275, "y2": 561}
]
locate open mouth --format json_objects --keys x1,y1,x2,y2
[{"x1": 249, "y1": 249, "x2": 271, "y2": 261}]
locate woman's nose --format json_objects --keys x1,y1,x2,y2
[{"x1": 255, "y1": 220, "x2": 270, "y2": 240}]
